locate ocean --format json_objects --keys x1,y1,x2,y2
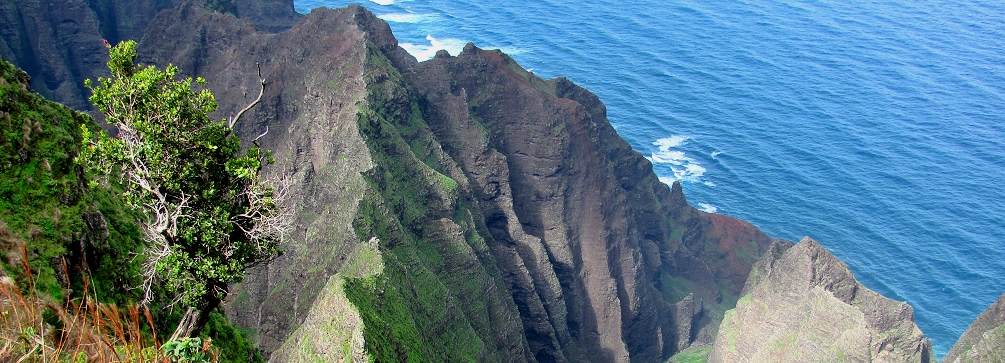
[{"x1": 294, "y1": 0, "x2": 1005, "y2": 357}]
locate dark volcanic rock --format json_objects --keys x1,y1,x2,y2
[
  {"x1": 0, "y1": 0, "x2": 110, "y2": 109},
  {"x1": 944, "y1": 293, "x2": 1005, "y2": 363},
  {"x1": 708, "y1": 237, "x2": 935, "y2": 363},
  {"x1": 0, "y1": 0, "x2": 299, "y2": 109}
]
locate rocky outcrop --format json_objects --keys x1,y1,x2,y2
[
  {"x1": 0, "y1": 0, "x2": 299, "y2": 110},
  {"x1": 130, "y1": 4, "x2": 779, "y2": 362},
  {"x1": 707, "y1": 237, "x2": 934, "y2": 363},
  {"x1": 944, "y1": 293, "x2": 1005, "y2": 363}
]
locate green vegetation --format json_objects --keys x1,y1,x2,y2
[
  {"x1": 81, "y1": 41, "x2": 284, "y2": 338},
  {"x1": 203, "y1": 0, "x2": 237, "y2": 16},
  {"x1": 733, "y1": 239, "x2": 761, "y2": 266},
  {"x1": 1, "y1": 56, "x2": 140, "y2": 303},
  {"x1": 0, "y1": 52, "x2": 264, "y2": 361},
  {"x1": 199, "y1": 311, "x2": 265, "y2": 363},
  {"x1": 660, "y1": 271, "x2": 692, "y2": 303},
  {"x1": 342, "y1": 44, "x2": 514, "y2": 363},
  {"x1": 667, "y1": 347, "x2": 710, "y2": 363}
]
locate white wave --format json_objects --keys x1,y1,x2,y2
[
  {"x1": 650, "y1": 135, "x2": 708, "y2": 184},
  {"x1": 697, "y1": 203, "x2": 718, "y2": 213},
  {"x1": 711, "y1": 151, "x2": 722, "y2": 159},
  {"x1": 498, "y1": 46, "x2": 528, "y2": 55},
  {"x1": 370, "y1": 0, "x2": 394, "y2": 5},
  {"x1": 703, "y1": 180, "x2": 716, "y2": 187},
  {"x1": 651, "y1": 150, "x2": 687, "y2": 165},
  {"x1": 654, "y1": 135, "x2": 690, "y2": 149},
  {"x1": 379, "y1": 12, "x2": 433, "y2": 23},
  {"x1": 400, "y1": 35, "x2": 468, "y2": 61},
  {"x1": 658, "y1": 176, "x2": 675, "y2": 185}
]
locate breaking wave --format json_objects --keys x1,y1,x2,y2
[
  {"x1": 400, "y1": 35, "x2": 469, "y2": 61},
  {"x1": 649, "y1": 136, "x2": 707, "y2": 183},
  {"x1": 697, "y1": 203, "x2": 718, "y2": 213},
  {"x1": 378, "y1": 12, "x2": 435, "y2": 23}
]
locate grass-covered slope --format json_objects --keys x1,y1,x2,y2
[
  {"x1": 344, "y1": 44, "x2": 532, "y2": 363},
  {"x1": 0, "y1": 56, "x2": 140, "y2": 302}
]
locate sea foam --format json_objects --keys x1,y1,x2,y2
[
  {"x1": 379, "y1": 12, "x2": 435, "y2": 23},
  {"x1": 697, "y1": 203, "x2": 719, "y2": 213},
  {"x1": 400, "y1": 35, "x2": 469, "y2": 61},
  {"x1": 650, "y1": 136, "x2": 707, "y2": 182}
]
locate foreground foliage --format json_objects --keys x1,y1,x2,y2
[
  {"x1": 0, "y1": 234, "x2": 218, "y2": 362},
  {"x1": 1, "y1": 55, "x2": 263, "y2": 362},
  {"x1": 80, "y1": 41, "x2": 287, "y2": 338}
]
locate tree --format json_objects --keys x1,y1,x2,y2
[{"x1": 78, "y1": 40, "x2": 290, "y2": 339}]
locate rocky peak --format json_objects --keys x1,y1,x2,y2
[{"x1": 708, "y1": 237, "x2": 934, "y2": 363}]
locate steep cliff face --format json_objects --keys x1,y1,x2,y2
[
  {"x1": 133, "y1": 4, "x2": 780, "y2": 362},
  {"x1": 707, "y1": 237, "x2": 935, "y2": 363},
  {"x1": 0, "y1": 0, "x2": 110, "y2": 109},
  {"x1": 406, "y1": 45, "x2": 779, "y2": 362},
  {"x1": 944, "y1": 293, "x2": 1005, "y2": 363},
  {"x1": 0, "y1": 0, "x2": 299, "y2": 110},
  {"x1": 8, "y1": 2, "x2": 1003, "y2": 362}
]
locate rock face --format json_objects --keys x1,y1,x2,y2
[
  {"x1": 130, "y1": 4, "x2": 779, "y2": 362},
  {"x1": 0, "y1": 0, "x2": 299, "y2": 110},
  {"x1": 944, "y1": 293, "x2": 1005, "y2": 363},
  {"x1": 707, "y1": 237, "x2": 935, "y2": 363},
  {"x1": 405, "y1": 45, "x2": 779, "y2": 362},
  {"x1": 11, "y1": 2, "x2": 973, "y2": 362}
]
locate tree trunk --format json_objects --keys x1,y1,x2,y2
[{"x1": 169, "y1": 290, "x2": 224, "y2": 340}]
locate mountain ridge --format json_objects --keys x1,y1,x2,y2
[{"x1": 2, "y1": 1, "x2": 1001, "y2": 362}]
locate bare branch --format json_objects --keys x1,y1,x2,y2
[
  {"x1": 229, "y1": 174, "x2": 294, "y2": 263},
  {"x1": 252, "y1": 126, "x2": 269, "y2": 146},
  {"x1": 228, "y1": 63, "x2": 266, "y2": 130}
]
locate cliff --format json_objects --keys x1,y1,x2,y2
[
  {"x1": 6, "y1": 1, "x2": 1000, "y2": 362},
  {"x1": 132, "y1": 4, "x2": 780, "y2": 362},
  {"x1": 707, "y1": 237, "x2": 934, "y2": 363},
  {"x1": 0, "y1": 0, "x2": 299, "y2": 110},
  {"x1": 944, "y1": 293, "x2": 1005, "y2": 363}
]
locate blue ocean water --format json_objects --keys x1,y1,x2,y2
[{"x1": 295, "y1": 0, "x2": 1005, "y2": 357}]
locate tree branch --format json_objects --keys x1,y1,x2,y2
[
  {"x1": 228, "y1": 63, "x2": 265, "y2": 130},
  {"x1": 252, "y1": 126, "x2": 269, "y2": 147}
]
